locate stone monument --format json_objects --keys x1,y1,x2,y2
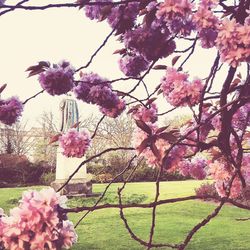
[{"x1": 51, "y1": 97, "x2": 93, "y2": 197}]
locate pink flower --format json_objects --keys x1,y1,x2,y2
[
  {"x1": 60, "y1": 220, "x2": 78, "y2": 249},
  {"x1": 178, "y1": 157, "x2": 207, "y2": 179},
  {"x1": 215, "y1": 178, "x2": 242, "y2": 199},
  {"x1": 0, "y1": 96, "x2": 23, "y2": 125},
  {"x1": 179, "y1": 160, "x2": 191, "y2": 177},
  {"x1": 216, "y1": 19, "x2": 250, "y2": 67},
  {"x1": 189, "y1": 157, "x2": 207, "y2": 180},
  {"x1": 132, "y1": 103, "x2": 158, "y2": 124},
  {"x1": 29, "y1": 233, "x2": 57, "y2": 250},
  {"x1": 59, "y1": 128, "x2": 91, "y2": 158},
  {"x1": 208, "y1": 160, "x2": 247, "y2": 199},
  {"x1": 161, "y1": 68, "x2": 203, "y2": 107},
  {"x1": 100, "y1": 98, "x2": 126, "y2": 118},
  {"x1": 0, "y1": 188, "x2": 77, "y2": 250},
  {"x1": 118, "y1": 54, "x2": 149, "y2": 77},
  {"x1": 192, "y1": 6, "x2": 219, "y2": 30},
  {"x1": 74, "y1": 72, "x2": 124, "y2": 117},
  {"x1": 38, "y1": 60, "x2": 74, "y2": 96},
  {"x1": 157, "y1": 0, "x2": 193, "y2": 20},
  {"x1": 200, "y1": 0, "x2": 219, "y2": 8}
]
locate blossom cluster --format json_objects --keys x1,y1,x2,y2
[
  {"x1": 131, "y1": 103, "x2": 158, "y2": 124},
  {"x1": 157, "y1": 0, "x2": 193, "y2": 20},
  {"x1": 192, "y1": 1, "x2": 219, "y2": 48},
  {"x1": 73, "y1": 72, "x2": 125, "y2": 118},
  {"x1": 179, "y1": 157, "x2": 207, "y2": 180},
  {"x1": 84, "y1": 0, "x2": 112, "y2": 20},
  {"x1": 208, "y1": 160, "x2": 242, "y2": 198},
  {"x1": 156, "y1": 0, "x2": 194, "y2": 36},
  {"x1": 216, "y1": 18, "x2": 250, "y2": 67},
  {"x1": 84, "y1": 1, "x2": 139, "y2": 34},
  {"x1": 232, "y1": 103, "x2": 250, "y2": 131},
  {"x1": 38, "y1": 61, "x2": 74, "y2": 96},
  {"x1": 59, "y1": 128, "x2": 91, "y2": 158},
  {"x1": 210, "y1": 103, "x2": 250, "y2": 132},
  {"x1": 123, "y1": 26, "x2": 175, "y2": 61},
  {"x1": 0, "y1": 188, "x2": 77, "y2": 250},
  {"x1": 0, "y1": 96, "x2": 23, "y2": 125},
  {"x1": 83, "y1": 0, "x2": 250, "y2": 68},
  {"x1": 100, "y1": 98, "x2": 126, "y2": 118},
  {"x1": 163, "y1": 145, "x2": 188, "y2": 171},
  {"x1": 84, "y1": 0, "x2": 178, "y2": 76},
  {"x1": 107, "y1": 2, "x2": 139, "y2": 34},
  {"x1": 161, "y1": 68, "x2": 204, "y2": 107},
  {"x1": 118, "y1": 54, "x2": 149, "y2": 77}
]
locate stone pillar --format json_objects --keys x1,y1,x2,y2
[{"x1": 51, "y1": 147, "x2": 93, "y2": 197}]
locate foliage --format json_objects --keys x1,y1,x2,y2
[
  {"x1": 0, "y1": 188, "x2": 77, "y2": 249},
  {"x1": 0, "y1": 155, "x2": 53, "y2": 186},
  {"x1": 89, "y1": 156, "x2": 188, "y2": 183},
  {"x1": 39, "y1": 171, "x2": 56, "y2": 185},
  {"x1": 0, "y1": 122, "x2": 36, "y2": 156}
]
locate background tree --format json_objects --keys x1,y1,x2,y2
[
  {"x1": 0, "y1": 122, "x2": 35, "y2": 156},
  {"x1": 32, "y1": 111, "x2": 59, "y2": 166}
]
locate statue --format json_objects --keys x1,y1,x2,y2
[
  {"x1": 51, "y1": 97, "x2": 94, "y2": 197},
  {"x1": 59, "y1": 97, "x2": 79, "y2": 133}
]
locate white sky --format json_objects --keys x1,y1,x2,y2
[{"x1": 0, "y1": 0, "x2": 241, "y2": 129}]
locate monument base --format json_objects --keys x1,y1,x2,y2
[{"x1": 51, "y1": 178, "x2": 97, "y2": 197}]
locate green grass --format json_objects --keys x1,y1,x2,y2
[{"x1": 0, "y1": 181, "x2": 250, "y2": 249}]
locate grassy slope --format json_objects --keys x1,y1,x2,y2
[{"x1": 0, "y1": 181, "x2": 250, "y2": 250}]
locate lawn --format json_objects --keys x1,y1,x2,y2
[{"x1": 1, "y1": 181, "x2": 250, "y2": 250}]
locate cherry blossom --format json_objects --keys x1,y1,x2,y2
[
  {"x1": 0, "y1": 96, "x2": 23, "y2": 125},
  {"x1": 216, "y1": 19, "x2": 250, "y2": 67},
  {"x1": 0, "y1": 188, "x2": 77, "y2": 250},
  {"x1": 38, "y1": 61, "x2": 74, "y2": 96},
  {"x1": 59, "y1": 128, "x2": 91, "y2": 158},
  {"x1": 161, "y1": 68, "x2": 204, "y2": 107},
  {"x1": 100, "y1": 98, "x2": 126, "y2": 118},
  {"x1": 131, "y1": 103, "x2": 158, "y2": 124}
]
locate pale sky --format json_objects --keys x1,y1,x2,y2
[{"x1": 0, "y1": 0, "x2": 241, "y2": 128}]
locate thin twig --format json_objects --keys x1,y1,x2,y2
[
  {"x1": 75, "y1": 28, "x2": 116, "y2": 72},
  {"x1": 91, "y1": 115, "x2": 105, "y2": 139},
  {"x1": 74, "y1": 155, "x2": 137, "y2": 228},
  {"x1": 22, "y1": 90, "x2": 44, "y2": 105}
]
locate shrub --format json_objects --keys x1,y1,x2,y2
[
  {"x1": 95, "y1": 173, "x2": 113, "y2": 183},
  {"x1": 39, "y1": 172, "x2": 55, "y2": 185},
  {"x1": 195, "y1": 182, "x2": 219, "y2": 199},
  {"x1": 0, "y1": 153, "x2": 29, "y2": 168},
  {"x1": 88, "y1": 157, "x2": 189, "y2": 183},
  {"x1": 0, "y1": 154, "x2": 54, "y2": 186}
]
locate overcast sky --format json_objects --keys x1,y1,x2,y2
[{"x1": 0, "y1": 0, "x2": 239, "y2": 129}]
